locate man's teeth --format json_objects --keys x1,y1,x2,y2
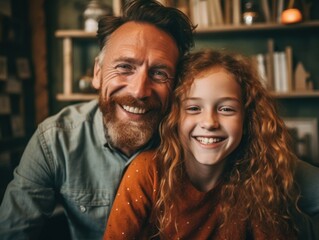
[
  {"x1": 123, "y1": 105, "x2": 146, "y2": 114},
  {"x1": 196, "y1": 137, "x2": 223, "y2": 144}
]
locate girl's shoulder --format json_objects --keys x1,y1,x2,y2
[{"x1": 128, "y1": 150, "x2": 158, "y2": 175}]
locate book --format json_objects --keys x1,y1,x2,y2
[
  {"x1": 208, "y1": 0, "x2": 224, "y2": 25},
  {"x1": 199, "y1": 0, "x2": 209, "y2": 27},
  {"x1": 112, "y1": 0, "x2": 122, "y2": 16},
  {"x1": 285, "y1": 46, "x2": 293, "y2": 91},
  {"x1": 266, "y1": 38, "x2": 275, "y2": 91},
  {"x1": 260, "y1": 0, "x2": 271, "y2": 23},
  {"x1": 224, "y1": 0, "x2": 232, "y2": 24},
  {"x1": 273, "y1": 51, "x2": 282, "y2": 92},
  {"x1": 279, "y1": 51, "x2": 288, "y2": 92},
  {"x1": 277, "y1": 0, "x2": 284, "y2": 23},
  {"x1": 232, "y1": 0, "x2": 241, "y2": 25},
  {"x1": 252, "y1": 54, "x2": 268, "y2": 89}
]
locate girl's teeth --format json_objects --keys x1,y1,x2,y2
[{"x1": 196, "y1": 137, "x2": 222, "y2": 144}]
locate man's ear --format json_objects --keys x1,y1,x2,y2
[{"x1": 92, "y1": 59, "x2": 101, "y2": 89}]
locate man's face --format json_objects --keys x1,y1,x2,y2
[{"x1": 92, "y1": 22, "x2": 179, "y2": 156}]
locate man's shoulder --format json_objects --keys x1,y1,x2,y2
[{"x1": 38, "y1": 100, "x2": 99, "y2": 133}]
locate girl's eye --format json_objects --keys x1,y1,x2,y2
[
  {"x1": 219, "y1": 106, "x2": 236, "y2": 114},
  {"x1": 185, "y1": 106, "x2": 201, "y2": 113},
  {"x1": 220, "y1": 107, "x2": 233, "y2": 111},
  {"x1": 116, "y1": 64, "x2": 134, "y2": 74}
]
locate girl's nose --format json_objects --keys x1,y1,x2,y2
[{"x1": 199, "y1": 113, "x2": 219, "y2": 130}]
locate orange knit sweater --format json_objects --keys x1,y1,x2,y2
[{"x1": 104, "y1": 150, "x2": 292, "y2": 240}]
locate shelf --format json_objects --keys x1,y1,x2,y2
[
  {"x1": 55, "y1": 20, "x2": 319, "y2": 38},
  {"x1": 56, "y1": 93, "x2": 97, "y2": 101},
  {"x1": 55, "y1": 91, "x2": 319, "y2": 102},
  {"x1": 195, "y1": 20, "x2": 319, "y2": 34},
  {"x1": 271, "y1": 91, "x2": 319, "y2": 99},
  {"x1": 55, "y1": 30, "x2": 96, "y2": 38}
]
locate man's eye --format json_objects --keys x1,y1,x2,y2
[
  {"x1": 149, "y1": 69, "x2": 170, "y2": 83},
  {"x1": 116, "y1": 64, "x2": 134, "y2": 74}
]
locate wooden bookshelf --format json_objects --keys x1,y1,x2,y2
[{"x1": 55, "y1": 20, "x2": 319, "y2": 101}]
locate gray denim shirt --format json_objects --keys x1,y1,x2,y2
[{"x1": 0, "y1": 100, "x2": 154, "y2": 240}]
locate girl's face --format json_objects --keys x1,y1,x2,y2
[{"x1": 179, "y1": 66, "x2": 244, "y2": 169}]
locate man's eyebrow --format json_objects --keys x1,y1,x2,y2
[{"x1": 113, "y1": 57, "x2": 142, "y2": 65}]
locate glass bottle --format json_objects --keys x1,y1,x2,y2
[
  {"x1": 242, "y1": 0, "x2": 258, "y2": 25},
  {"x1": 83, "y1": 0, "x2": 112, "y2": 32}
]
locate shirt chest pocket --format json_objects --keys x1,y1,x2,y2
[{"x1": 61, "y1": 188, "x2": 111, "y2": 230}]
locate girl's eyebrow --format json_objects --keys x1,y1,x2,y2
[{"x1": 184, "y1": 97, "x2": 241, "y2": 103}]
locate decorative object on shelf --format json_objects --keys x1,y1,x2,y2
[
  {"x1": 294, "y1": 61, "x2": 313, "y2": 91},
  {"x1": 242, "y1": 0, "x2": 259, "y2": 25},
  {"x1": 78, "y1": 68, "x2": 96, "y2": 93},
  {"x1": 283, "y1": 118, "x2": 318, "y2": 165},
  {"x1": 16, "y1": 58, "x2": 31, "y2": 80},
  {"x1": 0, "y1": 94, "x2": 11, "y2": 114},
  {"x1": 0, "y1": 56, "x2": 8, "y2": 80},
  {"x1": 301, "y1": 0, "x2": 312, "y2": 21},
  {"x1": 281, "y1": 0, "x2": 303, "y2": 24},
  {"x1": 83, "y1": 0, "x2": 112, "y2": 32}
]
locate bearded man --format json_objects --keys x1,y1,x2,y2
[{"x1": 0, "y1": 1, "x2": 195, "y2": 239}]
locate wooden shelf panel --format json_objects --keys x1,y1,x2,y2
[
  {"x1": 271, "y1": 91, "x2": 319, "y2": 98},
  {"x1": 195, "y1": 21, "x2": 319, "y2": 34},
  {"x1": 55, "y1": 30, "x2": 96, "y2": 38},
  {"x1": 56, "y1": 91, "x2": 319, "y2": 102},
  {"x1": 55, "y1": 21, "x2": 319, "y2": 39},
  {"x1": 56, "y1": 93, "x2": 97, "y2": 101}
]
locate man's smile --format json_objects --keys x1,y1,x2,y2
[{"x1": 122, "y1": 105, "x2": 147, "y2": 114}]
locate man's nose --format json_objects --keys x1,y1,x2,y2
[{"x1": 129, "y1": 70, "x2": 152, "y2": 99}]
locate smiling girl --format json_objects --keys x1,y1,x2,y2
[{"x1": 104, "y1": 49, "x2": 304, "y2": 239}]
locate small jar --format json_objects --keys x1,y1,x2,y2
[
  {"x1": 242, "y1": 0, "x2": 258, "y2": 25},
  {"x1": 83, "y1": 0, "x2": 112, "y2": 32}
]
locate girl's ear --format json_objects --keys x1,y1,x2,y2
[{"x1": 92, "y1": 58, "x2": 101, "y2": 89}]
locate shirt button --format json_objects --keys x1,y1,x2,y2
[{"x1": 79, "y1": 205, "x2": 86, "y2": 213}]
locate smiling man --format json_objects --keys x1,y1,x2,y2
[{"x1": 0, "y1": 1, "x2": 195, "y2": 239}]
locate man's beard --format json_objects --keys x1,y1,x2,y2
[{"x1": 99, "y1": 93, "x2": 164, "y2": 154}]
